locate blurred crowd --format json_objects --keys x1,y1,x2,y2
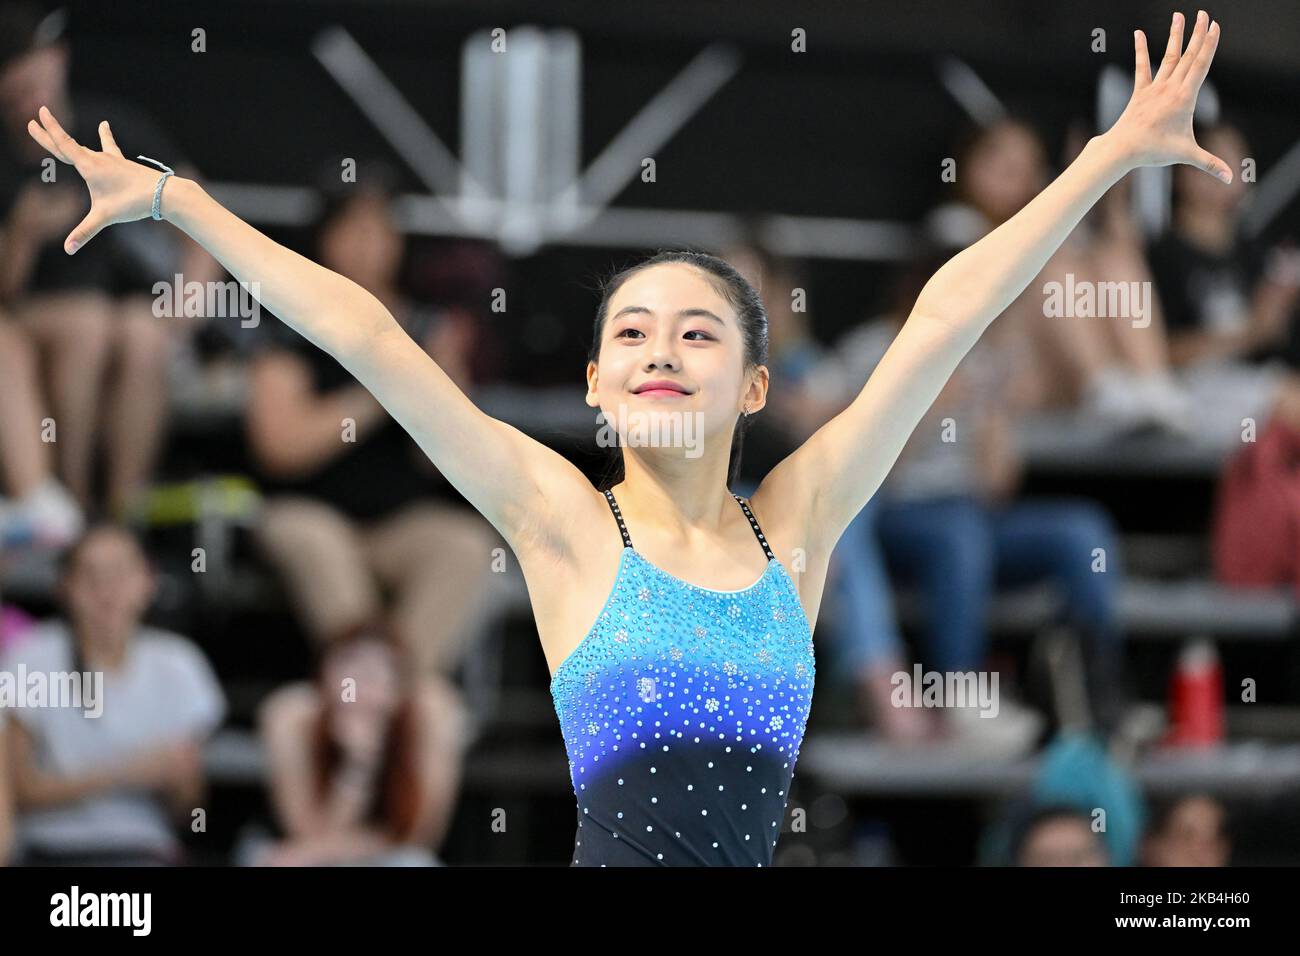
[{"x1": 1, "y1": 1, "x2": 1297, "y2": 865}]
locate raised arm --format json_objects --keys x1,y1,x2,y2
[
  {"x1": 26, "y1": 107, "x2": 593, "y2": 543},
  {"x1": 763, "y1": 11, "x2": 1228, "y2": 549}
]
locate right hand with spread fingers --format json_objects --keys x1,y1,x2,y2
[{"x1": 27, "y1": 105, "x2": 168, "y2": 255}]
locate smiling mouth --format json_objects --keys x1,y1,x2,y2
[{"x1": 634, "y1": 387, "x2": 691, "y2": 398}]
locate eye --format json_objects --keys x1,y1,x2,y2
[{"x1": 614, "y1": 327, "x2": 714, "y2": 341}]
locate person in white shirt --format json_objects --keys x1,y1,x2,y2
[{"x1": 0, "y1": 524, "x2": 225, "y2": 864}]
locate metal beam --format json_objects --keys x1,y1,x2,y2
[{"x1": 206, "y1": 181, "x2": 921, "y2": 260}]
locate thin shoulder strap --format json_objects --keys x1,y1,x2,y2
[
  {"x1": 733, "y1": 494, "x2": 776, "y2": 561},
  {"x1": 603, "y1": 489, "x2": 633, "y2": 549}
]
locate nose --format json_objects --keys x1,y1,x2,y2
[{"x1": 645, "y1": 328, "x2": 681, "y2": 372}]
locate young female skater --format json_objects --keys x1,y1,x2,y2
[{"x1": 27, "y1": 11, "x2": 1228, "y2": 866}]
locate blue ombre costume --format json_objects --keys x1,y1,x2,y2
[{"x1": 549, "y1": 488, "x2": 816, "y2": 866}]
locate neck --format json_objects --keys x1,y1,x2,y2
[
  {"x1": 614, "y1": 443, "x2": 737, "y2": 542},
  {"x1": 76, "y1": 627, "x2": 129, "y2": 671}
]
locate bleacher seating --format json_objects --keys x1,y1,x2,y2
[{"x1": 6, "y1": 371, "x2": 1300, "y2": 840}]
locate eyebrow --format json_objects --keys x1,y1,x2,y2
[{"x1": 611, "y1": 306, "x2": 726, "y2": 326}]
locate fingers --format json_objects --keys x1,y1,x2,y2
[
  {"x1": 98, "y1": 120, "x2": 124, "y2": 158},
  {"x1": 37, "y1": 106, "x2": 88, "y2": 168},
  {"x1": 1192, "y1": 146, "x2": 1233, "y2": 184},
  {"x1": 65, "y1": 209, "x2": 106, "y2": 256},
  {"x1": 1133, "y1": 29, "x2": 1152, "y2": 90},
  {"x1": 26, "y1": 117, "x2": 72, "y2": 163},
  {"x1": 1172, "y1": 10, "x2": 1209, "y2": 85},
  {"x1": 1153, "y1": 11, "x2": 1185, "y2": 83},
  {"x1": 1181, "y1": 18, "x2": 1220, "y2": 90}
]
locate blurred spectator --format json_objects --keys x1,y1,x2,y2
[
  {"x1": 1148, "y1": 121, "x2": 1300, "y2": 449},
  {"x1": 0, "y1": 524, "x2": 226, "y2": 864},
  {"x1": 0, "y1": 1, "x2": 220, "y2": 519},
  {"x1": 247, "y1": 175, "x2": 504, "y2": 680},
  {"x1": 831, "y1": 255, "x2": 1131, "y2": 749},
  {"x1": 1140, "y1": 793, "x2": 1231, "y2": 867},
  {"x1": 930, "y1": 117, "x2": 1187, "y2": 433},
  {"x1": 1011, "y1": 804, "x2": 1110, "y2": 866},
  {"x1": 247, "y1": 622, "x2": 466, "y2": 866},
  {"x1": 721, "y1": 240, "x2": 924, "y2": 744},
  {"x1": 0, "y1": 314, "x2": 82, "y2": 547}
]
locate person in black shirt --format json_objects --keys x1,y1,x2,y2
[
  {"x1": 0, "y1": 2, "x2": 219, "y2": 519},
  {"x1": 247, "y1": 176, "x2": 505, "y2": 681},
  {"x1": 1147, "y1": 121, "x2": 1300, "y2": 449}
]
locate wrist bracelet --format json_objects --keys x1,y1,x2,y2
[{"x1": 135, "y1": 155, "x2": 175, "y2": 221}]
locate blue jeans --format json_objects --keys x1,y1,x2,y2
[
  {"x1": 824, "y1": 493, "x2": 906, "y2": 678},
  {"x1": 875, "y1": 494, "x2": 1124, "y2": 676}
]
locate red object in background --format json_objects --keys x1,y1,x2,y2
[
  {"x1": 1212, "y1": 417, "x2": 1300, "y2": 592},
  {"x1": 1163, "y1": 639, "x2": 1225, "y2": 747}
]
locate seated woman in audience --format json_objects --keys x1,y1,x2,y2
[
  {"x1": 247, "y1": 172, "x2": 503, "y2": 682},
  {"x1": 254, "y1": 622, "x2": 466, "y2": 866},
  {"x1": 832, "y1": 255, "x2": 1131, "y2": 751},
  {"x1": 930, "y1": 116, "x2": 1188, "y2": 433},
  {"x1": 1148, "y1": 120, "x2": 1300, "y2": 451},
  {"x1": 1, "y1": 524, "x2": 226, "y2": 865},
  {"x1": 0, "y1": 6, "x2": 220, "y2": 517}
]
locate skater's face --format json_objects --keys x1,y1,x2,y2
[{"x1": 585, "y1": 262, "x2": 765, "y2": 462}]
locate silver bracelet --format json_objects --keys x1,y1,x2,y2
[{"x1": 136, "y1": 154, "x2": 175, "y2": 220}]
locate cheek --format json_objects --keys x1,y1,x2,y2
[{"x1": 595, "y1": 349, "x2": 633, "y2": 391}]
